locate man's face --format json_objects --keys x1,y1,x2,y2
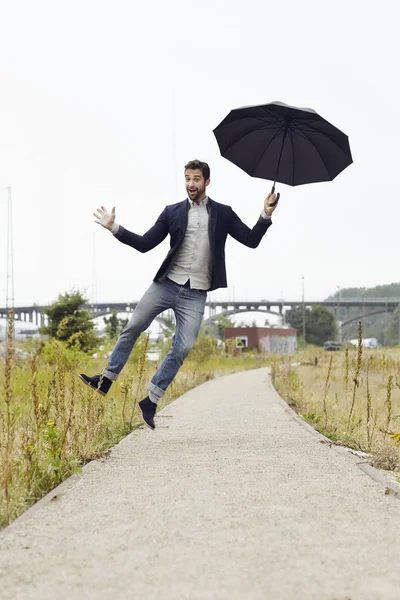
[{"x1": 185, "y1": 169, "x2": 210, "y2": 203}]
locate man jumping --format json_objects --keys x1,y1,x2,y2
[{"x1": 79, "y1": 159, "x2": 278, "y2": 429}]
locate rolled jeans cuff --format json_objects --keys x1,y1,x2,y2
[
  {"x1": 147, "y1": 381, "x2": 165, "y2": 403},
  {"x1": 102, "y1": 369, "x2": 118, "y2": 382}
]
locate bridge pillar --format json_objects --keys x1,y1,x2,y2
[
  {"x1": 337, "y1": 320, "x2": 343, "y2": 342},
  {"x1": 398, "y1": 304, "x2": 400, "y2": 344}
]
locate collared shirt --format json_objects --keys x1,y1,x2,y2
[
  {"x1": 168, "y1": 196, "x2": 212, "y2": 290},
  {"x1": 111, "y1": 198, "x2": 272, "y2": 291}
]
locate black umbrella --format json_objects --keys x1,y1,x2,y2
[{"x1": 213, "y1": 101, "x2": 353, "y2": 204}]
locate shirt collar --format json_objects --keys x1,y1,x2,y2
[{"x1": 188, "y1": 195, "x2": 208, "y2": 208}]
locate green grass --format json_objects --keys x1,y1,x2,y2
[
  {"x1": 272, "y1": 343, "x2": 400, "y2": 473},
  {"x1": 0, "y1": 329, "x2": 272, "y2": 530}
]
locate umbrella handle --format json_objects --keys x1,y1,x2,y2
[{"x1": 269, "y1": 185, "x2": 280, "y2": 207}]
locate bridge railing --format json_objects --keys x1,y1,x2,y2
[{"x1": 1, "y1": 297, "x2": 400, "y2": 318}]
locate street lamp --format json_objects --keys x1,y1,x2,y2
[
  {"x1": 302, "y1": 276, "x2": 306, "y2": 348},
  {"x1": 337, "y1": 285, "x2": 342, "y2": 341},
  {"x1": 280, "y1": 290, "x2": 286, "y2": 326},
  {"x1": 1, "y1": 187, "x2": 14, "y2": 306},
  {"x1": 1, "y1": 187, "x2": 14, "y2": 334}
]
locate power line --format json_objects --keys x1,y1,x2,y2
[{"x1": 6, "y1": 186, "x2": 15, "y2": 310}]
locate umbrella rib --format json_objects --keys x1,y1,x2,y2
[
  {"x1": 218, "y1": 113, "x2": 282, "y2": 129},
  {"x1": 219, "y1": 117, "x2": 278, "y2": 129},
  {"x1": 218, "y1": 122, "x2": 282, "y2": 155},
  {"x1": 261, "y1": 106, "x2": 290, "y2": 121},
  {"x1": 289, "y1": 128, "x2": 295, "y2": 186},
  {"x1": 292, "y1": 128, "x2": 332, "y2": 179},
  {"x1": 292, "y1": 117, "x2": 351, "y2": 162},
  {"x1": 249, "y1": 124, "x2": 285, "y2": 177},
  {"x1": 296, "y1": 121, "x2": 351, "y2": 159},
  {"x1": 250, "y1": 115, "x2": 282, "y2": 127}
]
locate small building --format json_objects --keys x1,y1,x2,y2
[
  {"x1": 225, "y1": 327, "x2": 297, "y2": 354},
  {"x1": 0, "y1": 318, "x2": 40, "y2": 342}
]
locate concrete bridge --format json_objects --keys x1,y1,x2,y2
[{"x1": 1, "y1": 297, "x2": 399, "y2": 329}]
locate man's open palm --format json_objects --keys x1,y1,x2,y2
[{"x1": 93, "y1": 206, "x2": 116, "y2": 231}]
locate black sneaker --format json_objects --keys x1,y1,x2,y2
[
  {"x1": 138, "y1": 396, "x2": 157, "y2": 429},
  {"x1": 79, "y1": 373, "x2": 112, "y2": 397}
]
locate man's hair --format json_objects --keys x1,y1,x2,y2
[{"x1": 184, "y1": 159, "x2": 210, "y2": 181}]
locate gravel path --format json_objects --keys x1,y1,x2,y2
[{"x1": 1, "y1": 368, "x2": 400, "y2": 600}]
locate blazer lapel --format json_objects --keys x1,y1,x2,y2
[
  {"x1": 208, "y1": 198, "x2": 218, "y2": 244},
  {"x1": 179, "y1": 199, "x2": 189, "y2": 238}
]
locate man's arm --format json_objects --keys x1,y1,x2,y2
[
  {"x1": 93, "y1": 206, "x2": 169, "y2": 253},
  {"x1": 227, "y1": 192, "x2": 277, "y2": 248}
]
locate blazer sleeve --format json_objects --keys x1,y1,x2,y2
[
  {"x1": 113, "y1": 208, "x2": 169, "y2": 253},
  {"x1": 227, "y1": 208, "x2": 272, "y2": 248}
]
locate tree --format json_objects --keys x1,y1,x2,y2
[
  {"x1": 40, "y1": 290, "x2": 98, "y2": 353},
  {"x1": 103, "y1": 310, "x2": 128, "y2": 340},
  {"x1": 307, "y1": 305, "x2": 337, "y2": 346},
  {"x1": 214, "y1": 313, "x2": 235, "y2": 340},
  {"x1": 386, "y1": 306, "x2": 400, "y2": 346},
  {"x1": 285, "y1": 306, "x2": 309, "y2": 334},
  {"x1": 286, "y1": 304, "x2": 337, "y2": 347},
  {"x1": 189, "y1": 328, "x2": 219, "y2": 363}
]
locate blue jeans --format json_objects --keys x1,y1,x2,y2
[{"x1": 103, "y1": 279, "x2": 207, "y2": 401}]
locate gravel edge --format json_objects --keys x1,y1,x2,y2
[
  {"x1": 268, "y1": 377, "x2": 400, "y2": 500},
  {"x1": 2, "y1": 367, "x2": 399, "y2": 538}
]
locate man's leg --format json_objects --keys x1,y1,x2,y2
[
  {"x1": 147, "y1": 287, "x2": 207, "y2": 404},
  {"x1": 102, "y1": 282, "x2": 174, "y2": 381}
]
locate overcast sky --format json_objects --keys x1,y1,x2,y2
[{"x1": 0, "y1": 0, "x2": 399, "y2": 310}]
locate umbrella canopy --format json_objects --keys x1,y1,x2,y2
[{"x1": 213, "y1": 101, "x2": 353, "y2": 188}]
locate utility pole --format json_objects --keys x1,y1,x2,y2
[
  {"x1": 2, "y1": 186, "x2": 15, "y2": 338},
  {"x1": 337, "y1": 285, "x2": 342, "y2": 342},
  {"x1": 6, "y1": 187, "x2": 15, "y2": 311},
  {"x1": 302, "y1": 276, "x2": 306, "y2": 348},
  {"x1": 92, "y1": 232, "x2": 98, "y2": 305}
]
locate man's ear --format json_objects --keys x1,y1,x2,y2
[{"x1": 205, "y1": 178, "x2": 210, "y2": 188}]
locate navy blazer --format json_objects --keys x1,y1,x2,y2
[{"x1": 114, "y1": 198, "x2": 272, "y2": 291}]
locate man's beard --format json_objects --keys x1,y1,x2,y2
[{"x1": 187, "y1": 186, "x2": 205, "y2": 202}]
